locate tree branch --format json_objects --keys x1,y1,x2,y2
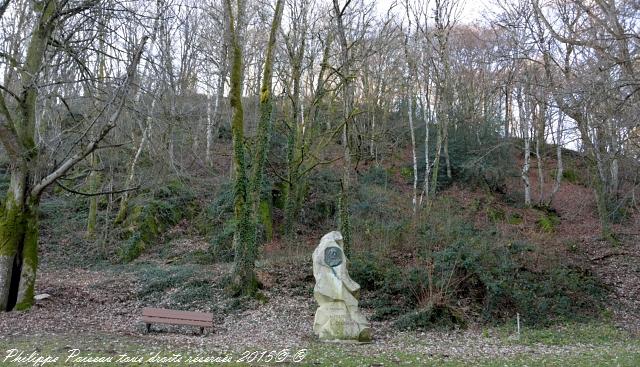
[
  {"x1": 55, "y1": 181, "x2": 140, "y2": 197},
  {"x1": 0, "y1": 0, "x2": 10, "y2": 20},
  {"x1": 0, "y1": 119, "x2": 23, "y2": 161},
  {"x1": 30, "y1": 35, "x2": 149, "y2": 199},
  {"x1": 0, "y1": 84, "x2": 21, "y2": 102}
]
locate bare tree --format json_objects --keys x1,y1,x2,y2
[
  {"x1": 533, "y1": 0, "x2": 639, "y2": 237},
  {"x1": 430, "y1": 0, "x2": 460, "y2": 195},
  {"x1": 0, "y1": 0, "x2": 147, "y2": 311},
  {"x1": 332, "y1": 0, "x2": 354, "y2": 256}
]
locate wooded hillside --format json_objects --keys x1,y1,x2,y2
[{"x1": 0, "y1": 0, "x2": 639, "y2": 365}]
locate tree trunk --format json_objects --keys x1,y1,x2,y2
[
  {"x1": 114, "y1": 117, "x2": 150, "y2": 224},
  {"x1": 205, "y1": 92, "x2": 214, "y2": 164},
  {"x1": 404, "y1": 33, "x2": 418, "y2": 211},
  {"x1": 408, "y1": 93, "x2": 417, "y2": 213},
  {"x1": 225, "y1": 0, "x2": 256, "y2": 296},
  {"x1": 517, "y1": 87, "x2": 531, "y2": 206},
  {"x1": 86, "y1": 152, "x2": 100, "y2": 237},
  {"x1": 370, "y1": 110, "x2": 376, "y2": 159},
  {"x1": 443, "y1": 126, "x2": 451, "y2": 179},
  {"x1": 535, "y1": 99, "x2": 546, "y2": 205},
  {"x1": 547, "y1": 110, "x2": 563, "y2": 206},
  {"x1": 283, "y1": 17, "x2": 306, "y2": 237},
  {"x1": 249, "y1": 0, "x2": 284, "y2": 244},
  {"x1": 333, "y1": 0, "x2": 353, "y2": 257},
  {"x1": 206, "y1": 33, "x2": 228, "y2": 166},
  {"x1": 213, "y1": 68, "x2": 226, "y2": 143},
  {"x1": 419, "y1": 89, "x2": 430, "y2": 206},
  {"x1": 88, "y1": 15, "x2": 108, "y2": 237},
  {"x1": 0, "y1": 0, "x2": 55, "y2": 311},
  {"x1": 606, "y1": 118, "x2": 620, "y2": 199},
  {"x1": 0, "y1": 167, "x2": 39, "y2": 311},
  {"x1": 430, "y1": 89, "x2": 443, "y2": 196},
  {"x1": 505, "y1": 83, "x2": 512, "y2": 138}
]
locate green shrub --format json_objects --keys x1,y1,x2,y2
[
  {"x1": 118, "y1": 180, "x2": 199, "y2": 262},
  {"x1": 188, "y1": 182, "x2": 237, "y2": 262},
  {"x1": 352, "y1": 184, "x2": 404, "y2": 223},
  {"x1": 504, "y1": 189, "x2": 525, "y2": 206},
  {"x1": 119, "y1": 232, "x2": 145, "y2": 262},
  {"x1": 192, "y1": 182, "x2": 234, "y2": 237},
  {"x1": 444, "y1": 121, "x2": 516, "y2": 194},
  {"x1": 207, "y1": 183, "x2": 235, "y2": 219},
  {"x1": 371, "y1": 305, "x2": 404, "y2": 321},
  {"x1": 199, "y1": 179, "x2": 272, "y2": 262},
  {"x1": 217, "y1": 124, "x2": 232, "y2": 140},
  {"x1": 362, "y1": 199, "x2": 605, "y2": 330},
  {"x1": 395, "y1": 305, "x2": 465, "y2": 331},
  {"x1": 136, "y1": 264, "x2": 197, "y2": 300},
  {"x1": 562, "y1": 169, "x2": 580, "y2": 184},
  {"x1": 400, "y1": 166, "x2": 413, "y2": 183},
  {"x1": 135, "y1": 264, "x2": 218, "y2": 310},
  {"x1": 209, "y1": 221, "x2": 235, "y2": 262},
  {"x1": 178, "y1": 249, "x2": 216, "y2": 265},
  {"x1": 349, "y1": 253, "x2": 397, "y2": 291},
  {"x1": 170, "y1": 279, "x2": 215, "y2": 309},
  {"x1": 486, "y1": 207, "x2": 506, "y2": 222},
  {"x1": 507, "y1": 266, "x2": 605, "y2": 325},
  {"x1": 507, "y1": 213, "x2": 523, "y2": 225},
  {"x1": 360, "y1": 166, "x2": 390, "y2": 186},
  {"x1": 299, "y1": 170, "x2": 339, "y2": 226},
  {"x1": 350, "y1": 171, "x2": 411, "y2": 252},
  {"x1": 608, "y1": 197, "x2": 633, "y2": 224},
  {"x1": 537, "y1": 212, "x2": 560, "y2": 233}
]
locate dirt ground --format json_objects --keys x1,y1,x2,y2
[{"x1": 0, "y1": 268, "x2": 621, "y2": 361}]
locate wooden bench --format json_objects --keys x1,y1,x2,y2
[{"x1": 142, "y1": 307, "x2": 213, "y2": 335}]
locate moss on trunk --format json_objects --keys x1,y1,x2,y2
[
  {"x1": 0, "y1": 188, "x2": 39, "y2": 311},
  {"x1": 0, "y1": 191, "x2": 22, "y2": 311},
  {"x1": 14, "y1": 200, "x2": 38, "y2": 310},
  {"x1": 114, "y1": 198, "x2": 128, "y2": 225},
  {"x1": 226, "y1": 0, "x2": 284, "y2": 297},
  {"x1": 249, "y1": 0, "x2": 284, "y2": 243},
  {"x1": 0, "y1": 0, "x2": 56, "y2": 312},
  {"x1": 225, "y1": 0, "x2": 255, "y2": 297},
  {"x1": 259, "y1": 199, "x2": 273, "y2": 242}
]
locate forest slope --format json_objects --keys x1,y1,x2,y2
[{"x1": 1, "y1": 140, "x2": 639, "y2": 365}]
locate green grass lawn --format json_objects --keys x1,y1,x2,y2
[{"x1": 0, "y1": 322, "x2": 638, "y2": 366}]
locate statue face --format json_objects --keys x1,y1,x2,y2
[{"x1": 324, "y1": 246, "x2": 343, "y2": 267}]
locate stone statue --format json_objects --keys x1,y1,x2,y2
[{"x1": 312, "y1": 231, "x2": 372, "y2": 342}]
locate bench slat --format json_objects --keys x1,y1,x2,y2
[
  {"x1": 142, "y1": 307, "x2": 213, "y2": 322},
  {"x1": 142, "y1": 315, "x2": 212, "y2": 328}
]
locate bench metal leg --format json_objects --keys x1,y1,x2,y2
[
  {"x1": 146, "y1": 323, "x2": 151, "y2": 334},
  {"x1": 200, "y1": 327, "x2": 204, "y2": 335}
]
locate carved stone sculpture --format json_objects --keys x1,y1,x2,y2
[{"x1": 312, "y1": 231, "x2": 372, "y2": 342}]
